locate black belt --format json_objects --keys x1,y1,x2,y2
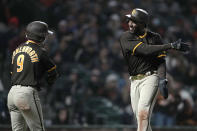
[
  {"x1": 13, "y1": 85, "x2": 41, "y2": 91},
  {"x1": 130, "y1": 70, "x2": 157, "y2": 81}
]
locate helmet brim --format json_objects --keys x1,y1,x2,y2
[
  {"x1": 48, "y1": 30, "x2": 53, "y2": 35},
  {"x1": 125, "y1": 14, "x2": 144, "y2": 24},
  {"x1": 125, "y1": 14, "x2": 137, "y2": 23},
  {"x1": 125, "y1": 14, "x2": 131, "y2": 18}
]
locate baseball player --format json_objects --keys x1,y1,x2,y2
[
  {"x1": 7, "y1": 21, "x2": 58, "y2": 131},
  {"x1": 119, "y1": 8, "x2": 189, "y2": 131}
]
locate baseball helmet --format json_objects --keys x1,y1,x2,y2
[
  {"x1": 26, "y1": 21, "x2": 53, "y2": 42},
  {"x1": 126, "y1": 8, "x2": 149, "y2": 25}
]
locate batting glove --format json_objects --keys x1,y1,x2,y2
[
  {"x1": 171, "y1": 39, "x2": 190, "y2": 52},
  {"x1": 159, "y1": 78, "x2": 168, "y2": 99}
]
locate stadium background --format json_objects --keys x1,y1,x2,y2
[{"x1": 0, "y1": 0, "x2": 197, "y2": 130}]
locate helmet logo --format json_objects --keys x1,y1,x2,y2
[{"x1": 131, "y1": 9, "x2": 137, "y2": 16}]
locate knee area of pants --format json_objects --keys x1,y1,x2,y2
[{"x1": 138, "y1": 110, "x2": 149, "y2": 120}]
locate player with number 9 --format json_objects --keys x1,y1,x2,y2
[{"x1": 7, "y1": 21, "x2": 58, "y2": 131}]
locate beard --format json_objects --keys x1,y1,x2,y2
[
  {"x1": 129, "y1": 26, "x2": 135, "y2": 33},
  {"x1": 130, "y1": 25, "x2": 145, "y2": 36}
]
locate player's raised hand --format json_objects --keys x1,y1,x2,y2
[{"x1": 171, "y1": 39, "x2": 190, "y2": 52}]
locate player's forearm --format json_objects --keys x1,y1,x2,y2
[{"x1": 136, "y1": 44, "x2": 172, "y2": 55}]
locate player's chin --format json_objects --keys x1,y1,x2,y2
[{"x1": 129, "y1": 27, "x2": 135, "y2": 33}]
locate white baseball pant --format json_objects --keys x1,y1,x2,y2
[
  {"x1": 7, "y1": 85, "x2": 45, "y2": 131},
  {"x1": 130, "y1": 74, "x2": 159, "y2": 131}
]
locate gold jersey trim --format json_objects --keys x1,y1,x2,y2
[
  {"x1": 139, "y1": 31, "x2": 147, "y2": 38},
  {"x1": 26, "y1": 40, "x2": 36, "y2": 44},
  {"x1": 48, "y1": 65, "x2": 56, "y2": 72},
  {"x1": 132, "y1": 42, "x2": 143, "y2": 55},
  {"x1": 157, "y1": 54, "x2": 166, "y2": 58}
]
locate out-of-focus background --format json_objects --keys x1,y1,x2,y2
[{"x1": 0, "y1": 0, "x2": 197, "y2": 130}]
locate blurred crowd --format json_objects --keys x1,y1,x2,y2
[{"x1": 0, "y1": 0, "x2": 197, "y2": 127}]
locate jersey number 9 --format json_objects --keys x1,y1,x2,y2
[{"x1": 17, "y1": 54, "x2": 25, "y2": 72}]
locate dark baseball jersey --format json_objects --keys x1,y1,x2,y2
[
  {"x1": 11, "y1": 40, "x2": 57, "y2": 87},
  {"x1": 119, "y1": 30, "x2": 171, "y2": 76}
]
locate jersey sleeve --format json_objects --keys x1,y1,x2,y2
[
  {"x1": 41, "y1": 49, "x2": 58, "y2": 85},
  {"x1": 41, "y1": 49, "x2": 56, "y2": 72},
  {"x1": 154, "y1": 34, "x2": 166, "y2": 79},
  {"x1": 154, "y1": 34, "x2": 167, "y2": 59},
  {"x1": 120, "y1": 32, "x2": 171, "y2": 56}
]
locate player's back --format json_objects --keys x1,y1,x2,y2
[{"x1": 11, "y1": 41, "x2": 46, "y2": 87}]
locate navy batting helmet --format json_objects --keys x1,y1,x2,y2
[
  {"x1": 126, "y1": 8, "x2": 149, "y2": 26},
  {"x1": 26, "y1": 21, "x2": 53, "y2": 42}
]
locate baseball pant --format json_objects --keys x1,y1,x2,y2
[
  {"x1": 130, "y1": 74, "x2": 159, "y2": 131},
  {"x1": 7, "y1": 85, "x2": 45, "y2": 131}
]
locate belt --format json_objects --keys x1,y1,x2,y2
[
  {"x1": 13, "y1": 85, "x2": 41, "y2": 91},
  {"x1": 130, "y1": 71, "x2": 157, "y2": 81}
]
